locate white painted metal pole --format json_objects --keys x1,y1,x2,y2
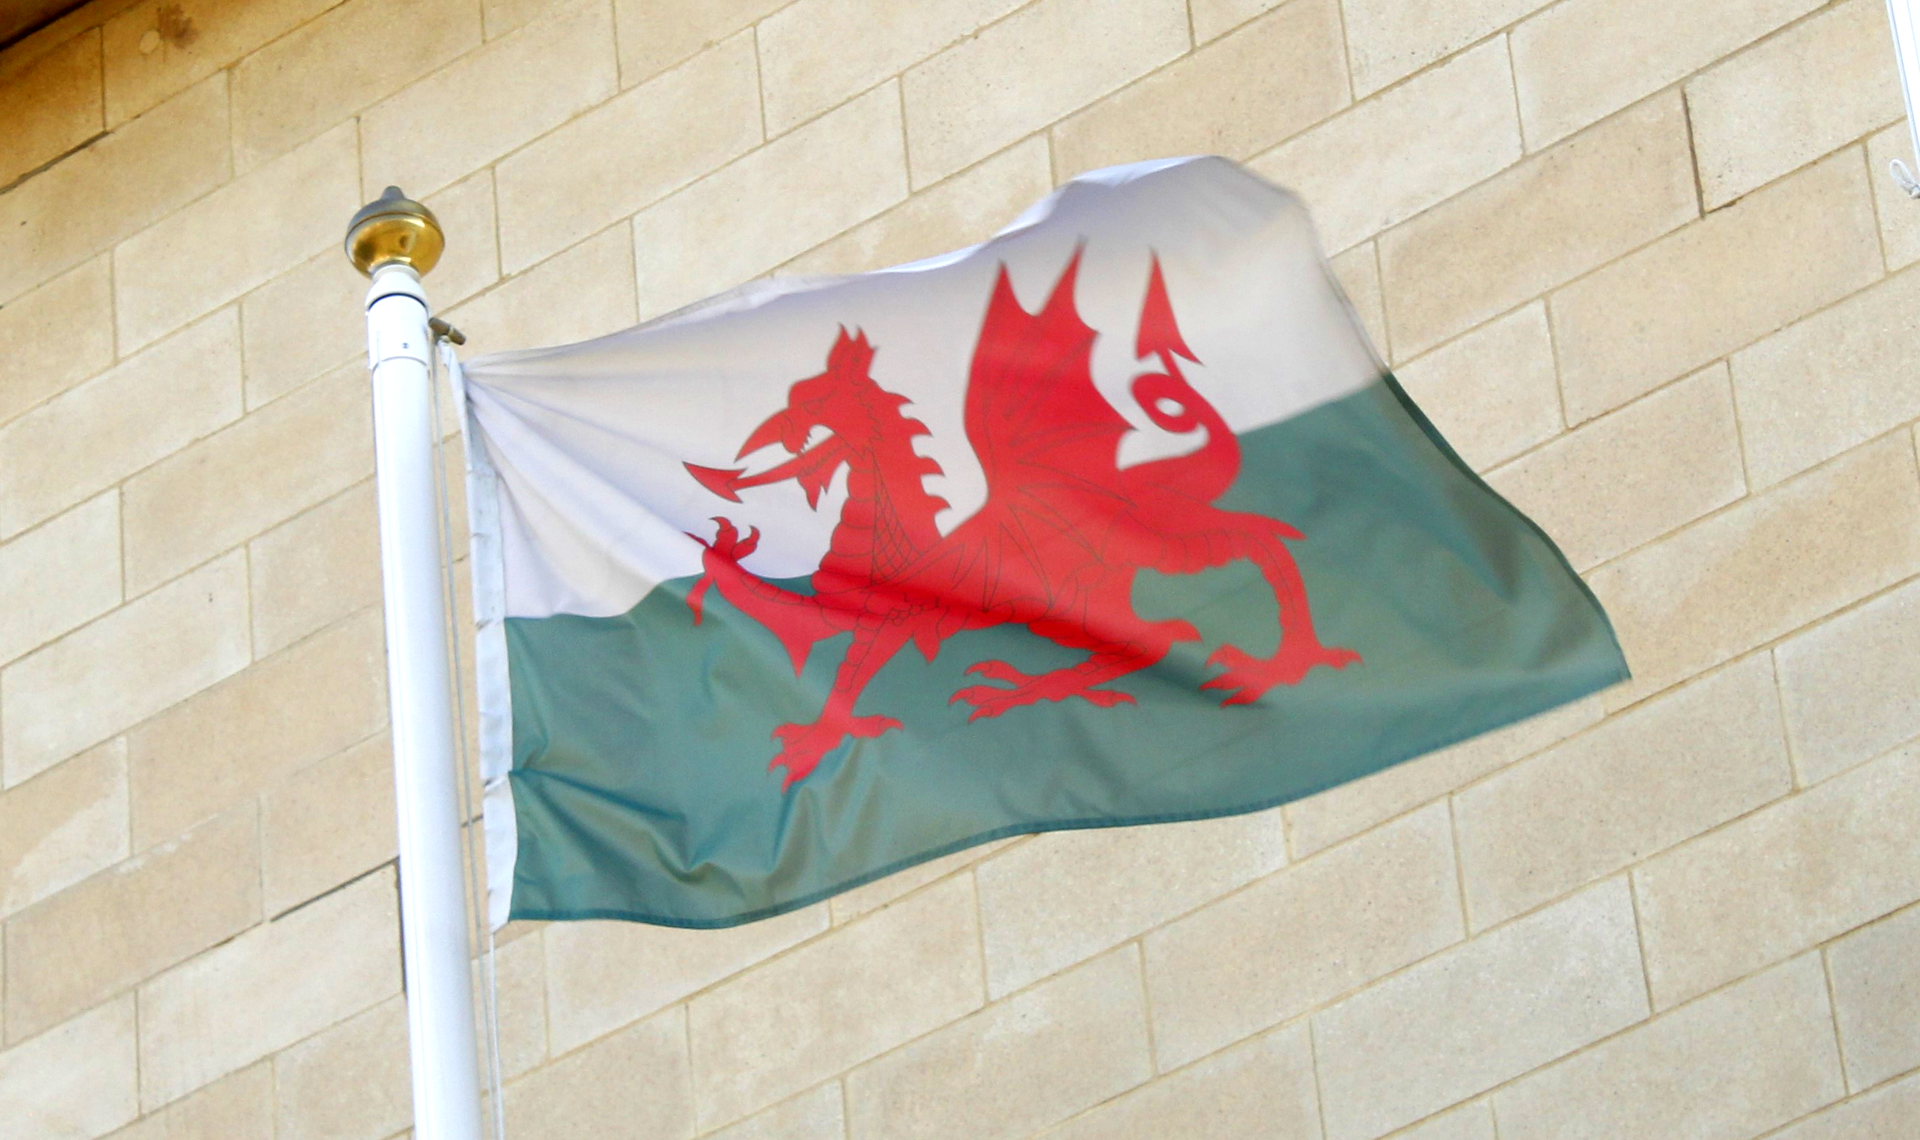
[
  {"x1": 1886, "y1": 0, "x2": 1920, "y2": 193},
  {"x1": 352, "y1": 191, "x2": 485, "y2": 1140}
]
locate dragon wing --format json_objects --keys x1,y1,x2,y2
[
  {"x1": 963, "y1": 251, "x2": 1134, "y2": 496},
  {"x1": 881, "y1": 251, "x2": 1135, "y2": 631}
]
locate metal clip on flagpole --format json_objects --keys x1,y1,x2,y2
[{"x1": 346, "y1": 187, "x2": 485, "y2": 1140}]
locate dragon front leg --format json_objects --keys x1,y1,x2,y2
[
  {"x1": 1199, "y1": 515, "x2": 1359, "y2": 706},
  {"x1": 687, "y1": 517, "x2": 847, "y2": 675}
]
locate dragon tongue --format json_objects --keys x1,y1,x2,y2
[{"x1": 684, "y1": 463, "x2": 747, "y2": 502}]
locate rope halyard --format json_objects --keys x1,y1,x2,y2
[{"x1": 429, "y1": 336, "x2": 508, "y2": 1140}]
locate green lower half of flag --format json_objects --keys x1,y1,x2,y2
[{"x1": 498, "y1": 378, "x2": 1627, "y2": 928}]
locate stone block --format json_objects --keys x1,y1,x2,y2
[
  {"x1": 612, "y1": 0, "x2": 784, "y2": 89},
  {"x1": 1342, "y1": 0, "x2": 1551, "y2": 96},
  {"x1": 687, "y1": 875, "x2": 983, "y2": 1128},
  {"x1": 760, "y1": 0, "x2": 1026, "y2": 136},
  {"x1": 977, "y1": 810, "x2": 1286, "y2": 997},
  {"x1": 125, "y1": 360, "x2": 372, "y2": 594},
  {"x1": 543, "y1": 902, "x2": 825, "y2": 1056},
  {"x1": 1552, "y1": 148, "x2": 1882, "y2": 424},
  {"x1": 1686, "y1": 0, "x2": 1903, "y2": 208},
  {"x1": 0, "y1": 997, "x2": 138, "y2": 1140},
  {"x1": 1486, "y1": 363, "x2": 1746, "y2": 570},
  {"x1": 1328, "y1": 242, "x2": 1389, "y2": 358},
  {"x1": 503, "y1": 1006, "x2": 694, "y2": 1140},
  {"x1": 357, "y1": 0, "x2": 616, "y2": 200},
  {"x1": 0, "y1": 75, "x2": 228, "y2": 307},
  {"x1": 127, "y1": 605, "x2": 387, "y2": 851},
  {"x1": 105, "y1": 1062, "x2": 273, "y2": 1140},
  {"x1": 0, "y1": 256, "x2": 114, "y2": 428},
  {"x1": 0, "y1": 491, "x2": 121, "y2": 669},
  {"x1": 1767, "y1": 1070, "x2": 1919, "y2": 1140},
  {"x1": 901, "y1": 0, "x2": 1188, "y2": 187},
  {"x1": 114, "y1": 122, "x2": 359, "y2": 353},
  {"x1": 703, "y1": 1083, "x2": 844, "y2": 1140},
  {"x1": 1187, "y1": 0, "x2": 1284, "y2": 43},
  {"x1": 1511, "y1": 0, "x2": 1819, "y2": 149},
  {"x1": 1867, "y1": 122, "x2": 1920, "y2": 270},
  {"x1": 1252, "y1": 39, "x2": 1521, "y2": 257},
  {"x1": 0, "y1": 737, "x2": 127, "y2": 919},
  {"x1": 2, "y1": 552, "x2": 250, "y2": 788},
  {"x1": 0, "y1": 28, "x2": 102, "y2": 189},
  {"x1": 1587, "y1": 433, "x2": 1920, "y2": 709},
  {"x1": 1143, "y1": 802, "x2": 1463, "y2": 1070},
  {"x1": 482, "y1": 929, "x2": 548, "y2": 1080},
  {"x1": 1051, "y1": 0, "x2": 1349, "y2": 178},
  {"x1": 1392, "y1": 1102, "x2": 1497, "y2": 1140},
  {"x1": 494, "y1": 31, "x2": 760, "y2": 274},
  {"x1": 1456, "y1": 654, "x2": 1792, "y2": 929},
  {"x1": 1284, "y1": 697, "x2": 1602, "y2": 859},
  {"x1": 1380, "y1": 93, "x2": 1695, "y2": 359},
  {"x1": 784, "y1": 137, "x2": 1053, "y2": 277},
  {"x1": 261, "y1": 732, "x2": 396, "y2": 915},
  {"x1": 1393, "y1": 303, "x2": 1561, "y2": 473},
  {"x1": 247, "y1": 482, "x2": 382, "y2": 658},
  {"x1": 1774, "y1": 577, "x2": 1920, "y2": 786},
  {"x1": 445, "y1": 224, "x2": 637, "y2": 359},
  {"x1": 1312, "y1": 879, "x2": 1648, "y2": 1140},
  {"x1": 4, "y1": 808, "x2": 259, "y2": 1043},
  {"x1": 239, "y1": 252, "x2": 368, "y2": 413},
  {"x1": 1827, "y1": 902, "x2": 1920, "y2": 1090},
  {"x1": 844, "y1": 946, "x2": 1152, "y2": 1140},
  {"x1": 1634, "y1": 741, "x2": 1920, "y2": 1007},
  {"x1": 272, "y1": 996, "x2": 409, "y2": 1140},
  {"x1": 1492, "y1": 954, "x2": 1843, "y2": 1140},
  {"x1": 1037, "y1": 1022, "x2": 1319, "y2": 1140},
  {"x1": 136, "y1": 868, "x2": 399, "y2": 1109},
  {"x1": 228, "y1": 0, "x2": 480, "y2": 171},
  {"x1": 103, "y1": 0, "x2": 338, "y2": 126},
  {"x1": 631, "y1": 83, "x2": 908, "y2": 317},
  {"x1": 1731, "y1": 264, "x2": 1920, "y2": 490},
  {"x1": 0, "y1": 305, "x2": 242, "y2": 541}
]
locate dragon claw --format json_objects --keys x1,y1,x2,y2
[
  {"x1": 767, "y1": 715, "x2": 902, "y2": 788},
  {"x1": 950, "y1": 669, "x2": 1136, "y2": 720},
  {"x1": 1203, "y1": 641, "x2": 1360, "y2": 706},
  {"x1": 701, "y1": 517, "x2": 759, "y2": 562},
  {"x1": 963, "y1": 659, "x2": 1033, "y2": 685},
  {"x1": 685, "y1": 517, "x2": 763, "y2": 625}
]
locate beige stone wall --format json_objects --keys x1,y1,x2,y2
[{"x1": 3, "y1": 0, "x2": 1920, "y2": 1135}]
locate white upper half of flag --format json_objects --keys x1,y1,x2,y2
[{"x1": 461, "y1": 156, "x2": 1384, "y2": 621}]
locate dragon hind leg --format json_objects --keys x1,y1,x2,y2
[
  {"x1": 1197, "y1": 517, "x2": 1360, "y2": 706},
  {"x1": 949, "y1": 617, "x2": 1200, "y2": 722},
  {"x1": 768, "y1": 614, "x2": 916, "y2": 788}
]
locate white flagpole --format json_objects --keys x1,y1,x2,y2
[
  {"x1": 346, "y1": 187, "x2": 485, "y2": 1140},
  {"x1": 1885, "y1": 0, "x2": 1920, "y2": 195}
]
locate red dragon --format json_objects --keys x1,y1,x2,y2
[{"x1": 684, "y1": 251, "x2": 1359, "y2": 787}]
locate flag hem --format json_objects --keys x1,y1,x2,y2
[{"x1": 451, "y1": 347, "x2": 520, "y2": 931}]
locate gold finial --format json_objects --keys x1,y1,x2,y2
[{"x1": 345, "y1": 186, "x2": 445, "y2": 277}]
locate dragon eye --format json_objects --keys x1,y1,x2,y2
[{"x1": 1154, "y1": 396, "x2": 1183, "y2": 417}]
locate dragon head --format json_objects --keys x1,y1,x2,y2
[{"x1": 687, "y1": 328, "x2": 917, "y2": 509}]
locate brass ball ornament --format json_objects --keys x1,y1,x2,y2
[{"x1": 345, "y1": 185, "x2": 445, "y2": 277}]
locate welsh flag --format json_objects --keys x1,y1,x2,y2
[{"x1": 459, "y1": 157, "x2": 1626, "y2": 928}]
